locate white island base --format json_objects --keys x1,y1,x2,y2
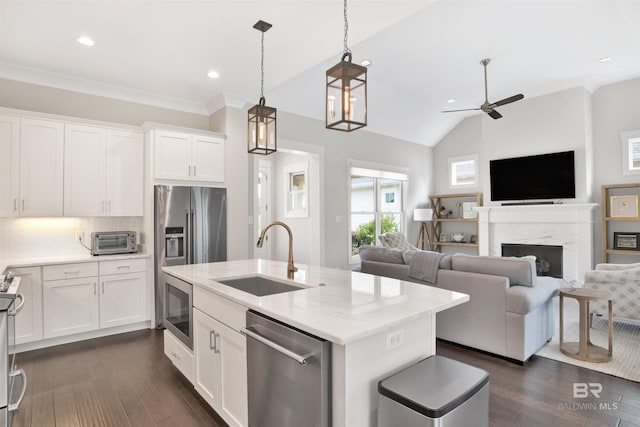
[
  {"x1": 162, "y1": 259, "x2": 467, "y2": 427},
  {"x1": 332, "y1": 315, "x2": 434, "y2": 426}
]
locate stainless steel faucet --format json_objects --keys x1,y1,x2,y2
[{"x1": 256, "y1": 221, "x2": 298, "y2": 279}]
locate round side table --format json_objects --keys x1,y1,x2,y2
[{"x1": 559, "y1": 287, "x2": 613, "y2": 363}]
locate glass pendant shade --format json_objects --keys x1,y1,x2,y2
[
  {"x1": 326, "y1": 52, "x2": 367, "y2": 132},
  {"x1": 248, "y1": 96, "x2": 277, "y2": 155}
]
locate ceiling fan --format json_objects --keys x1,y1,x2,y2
[{"x1": 442, "y1": 58, "x2": 524, "y2": 119}]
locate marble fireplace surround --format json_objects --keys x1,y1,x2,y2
[{"x1": 476, "y1": 204, "x2": 598, "y2": 285}]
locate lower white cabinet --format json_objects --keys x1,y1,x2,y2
[
  {"x1": 41, "y1": 258, "x2": 148, "y2": 340},
  {"x1": 43, "y1": 276, "x2": 100, "y2": 338},
  {"x1": 164, "y1": 329, "x2": 194, "y2": 383},
  {"x1": 12, "y1": 266, "x2": 43, "y2": 345},
  {"x1": 194, "y1": 308, "x2": 247, "y2": 427}
]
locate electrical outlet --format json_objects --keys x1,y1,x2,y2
[
  {"x1": 385, "y1": 329, "x2": 404, "y2": 351},
  {"x1": 75, "y1": 231, "x2": 85, "y2": 243}
]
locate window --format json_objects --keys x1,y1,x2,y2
[
  {"x1": 448, "y1": 154, "x2": 478, "y2": 188},
  {"x1": 349, "y1": 165, "x2": 408, "y2": 263},
  {"x1": 284, "y1": 162, "x2": 308, "y2": 217},
  {"x1": 621, "y1": 130, "x2": 640, "y2": 176}
]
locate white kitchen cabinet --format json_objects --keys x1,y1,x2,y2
[
  {"x1": 194, "y1": 308, "x2": 247, "y2": 427},
  {"x1": 153, "y1": 129, "x2": 225, "y2": 183},
  {"x1": 0, "y1": 115, "x2": 20, "y2": 217},
  {"x1": 99, "y1": 259, "x2": 147, "y2": 328},
  {"x1": 19, "y1": 118, "x2": 64, "y2": 216},
  {"x1": 12, "y1": 266, "x2": 43, "y2": 345},
  {"x1": 43, "y1": 275, "x2": 100, "y2": 339},
  {"x1": 64, "y1": 124, "x2": 143, "y2": 216}
]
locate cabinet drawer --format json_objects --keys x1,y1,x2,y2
[
  {"x1": 193, "y1": 286, "x2": 246, "y2": 333},
  {"x1": 43, "y1": 262, "x2": 98, "y2": 281},
  {"x1": 164, "y1": 330, "x2": 194, "y2": 383},
  {"x1": 99, "y1": 258, "x2": 146, "y2": 275}
]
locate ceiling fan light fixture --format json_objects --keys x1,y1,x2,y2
[
  {"x1": 248, "y1": 20, "x2": 277, "y2": 155},
  {"x1": 326, "y1": 0, "x2": 367, "y2": 132}
]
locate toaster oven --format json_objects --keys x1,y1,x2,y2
[{"x1": 91, "y1": 231, "x2": 137, "y2": 255}]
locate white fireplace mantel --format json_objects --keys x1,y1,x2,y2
[{"x1": 475, "y1": 204, "x2": 598, "y2": 284}]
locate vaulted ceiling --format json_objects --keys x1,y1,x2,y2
[{"x1": 1, "y1": 0, "x2": 639, "y2": 146}]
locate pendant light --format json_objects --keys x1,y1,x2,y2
[
  {"x1": 326, "y1": 0, "x2": 367, "y2": 132},
  {"x1": 248, "y1": 20, "x2": 277, "y2": 155}
]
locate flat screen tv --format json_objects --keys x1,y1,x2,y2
[{"x1": 490, "y1": 150, "x2": 575, "y2": 202}]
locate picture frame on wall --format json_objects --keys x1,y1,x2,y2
[
  {"x1": 610, "y1": 195, "x2": 639, "y2": 218},
  {"x1": 613, "y1": 232, "x2": 640, "y2": 250}
]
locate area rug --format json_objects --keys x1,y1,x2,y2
[{"x1": 535, "y1": 297, "x2": 640, "y2": 383}]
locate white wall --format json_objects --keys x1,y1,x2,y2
[
  {"x1": 592, "y1": 77, "x2": 640, "y2": 264},
  {"x1": 271, "y1": 151, "x2": 320, "y2": 265},
  {"x1": 276, "y1": 111, "x2": 433, "y2": 269},
  {"x1": 435, "y1": 86, "x2": 592, "y2": 202},
  {"x1": 434, "y1": 77, "x2": 640, "y2": 266}
]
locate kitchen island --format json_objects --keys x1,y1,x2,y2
[{"x1": 163, "y1": 259, "x2": 469, "y2": 427}]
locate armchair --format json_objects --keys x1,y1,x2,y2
[{"x1": 583, "y1": 263, "x2": 640, "y2": 321}]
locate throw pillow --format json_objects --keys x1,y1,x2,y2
[{"x1": 379, "y1": 232, "x2": 414, "y2": 250}]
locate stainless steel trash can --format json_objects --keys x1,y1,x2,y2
[{"x1": 378, "y1": 355, "x2": 489, "y2": 427}]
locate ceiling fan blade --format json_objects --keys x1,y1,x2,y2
[
  {"x1": 487, "y1": 109, "x2": 502, "y2": 119},
  {"x1": 490, "y1": 94, "x2": 524, "y2": 108},
  {"x1": 441, "y1": 107, "x2": 481, "y2": 113}
]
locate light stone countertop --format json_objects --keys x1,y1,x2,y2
[
  {"x1": 163, "y1": 259, "x2": 469, "y2": 345},
  {"x1": 1, "y1": 252, "x2": 150, "y2": 274}
]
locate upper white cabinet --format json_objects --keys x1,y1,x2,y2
[
  {"x1": 19, "y1": 118, "x2": 65, "y2": 216},
  {"x1": 64, "y1": 124, "x2": 143, "y2": 216},
  {"x1": 153, "y1": 129, "x2": 225, "y2": 183},
  {"x1": 0, "y1": 115, "x2": 20, "y2": 217}
]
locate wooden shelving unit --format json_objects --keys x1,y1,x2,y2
[
  {"x1": 602, "y1": 183, "x2": 640, "y2": 262},
  {"x1": 427, "y1": 192, "x2": 483, "y2": 253}
]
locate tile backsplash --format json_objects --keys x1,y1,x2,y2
[{"x1": 0, "y1": 217, "x2": 144, "y2": 260}]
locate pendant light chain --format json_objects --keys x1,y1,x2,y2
[
  {"x1": 260, "y1": 30, "x2": 265, "y2": 99},
  {"x1": 343, "y1": 0, "x2": 351, "y2": 55}
]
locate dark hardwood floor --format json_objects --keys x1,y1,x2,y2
[{"x1": 11, "y1": 329, "x2": 640, "y2": 427}]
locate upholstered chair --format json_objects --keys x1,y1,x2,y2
[{"x1": 583, "y1": 263, "x2": 640, "y2": 321}]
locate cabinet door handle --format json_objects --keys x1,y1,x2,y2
[
  {"x1": 188, "y1": 165, "x2": 191, "y2": 176},
  {"x1": 107, "y1": 201, "x2": 111, "y2": 214},
  {"x1": 21, "y1": 199, "x2": 25, "y2": 212},
  {"x1": 94, "y1": 283, "x2": 97, "y2": 295},
  {"x1": 193, "y1": 165, "x2": 197, "y2": 176},
  {"x1": 117, "y1": 265, "x2": 130, "y2": 269},
  {"x1": 13, "y1": 198, "x2": 17, "y2": 212},
  {"x1": 209, "y1": 330, "x2": 216, "y2": 350},
  {"x1": 213, "y1": 332, "x2": 220, "y2": 354},
  {"x1": 64, "y1": 270, "x2": 81, "y2": 275},
  {"x1": 102, "y1": 282, "x2": 105, "y2": 293}
]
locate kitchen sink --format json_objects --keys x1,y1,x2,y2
[{"x1": 216, "y1": 276, "x2": 304, "y2": 297}]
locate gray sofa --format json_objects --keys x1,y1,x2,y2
[{"x1": 359, "y1": 246, "x2": 560, "y2": 362}]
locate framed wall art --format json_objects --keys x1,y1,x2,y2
[
  {"x1": 613, "y1": 232, "x2": 640, "y2": 250},
  {"x1": 610, "y1": 195, "x2": 639, "y2": 218}
]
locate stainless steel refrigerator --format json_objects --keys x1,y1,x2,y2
[{"x1": 154, "y1": 185, "x2": 227, "y2": 328}]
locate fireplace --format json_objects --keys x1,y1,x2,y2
[{"x1": 502, "y1": 243, "x2": 563, "y2": 278}]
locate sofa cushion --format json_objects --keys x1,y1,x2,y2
[
  {"x1": 403, "y1": 250, "x2": 452, "y2": 269},
  {"x1": 358, "y1": 246, "x2": 404, "y2": 264},
  {"x1": 595, "y1": 262, "x2": 640, "y2": 271},
  {"x1": 506, "y1": 277, "x2": 560, "y2": 314},
  {"x1": 451, "y1": 254, "x2": 537, "y2": 287}
]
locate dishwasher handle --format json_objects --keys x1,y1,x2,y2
[{"x1": 241, "y1": 327, "x2": 309, "y2": 366}]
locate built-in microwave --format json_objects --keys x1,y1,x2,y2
[{"x1": 91, "y1": 231, "x2": 137, "y2": 255}]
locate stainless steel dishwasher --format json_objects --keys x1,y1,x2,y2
[{"x1": 243, "y1": 310, "x2": 331, "y2": 427}]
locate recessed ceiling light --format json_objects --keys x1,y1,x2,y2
[
  {"x1": 447, "y1": 99, "x2": 456, "y2": 104},
  {"x1": 361, "y1": 59, "x2": 372, "y2": 67},
  {"x1": 77, "y1": 36, "x2": 94, "y2": 47},
  {"x1": 207, "y1": 70, "x2": 220, "y2": 79},
  {"x1": 599, "y1": 56, "x2": 612, "y2": 63}
]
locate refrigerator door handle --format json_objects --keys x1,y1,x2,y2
[
  {"x1": 190, "y1": 208, "x2": 195, "y2": 264},
  {"x1": 185, "y1": 209, "x2": 191, "y2": 264}
]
